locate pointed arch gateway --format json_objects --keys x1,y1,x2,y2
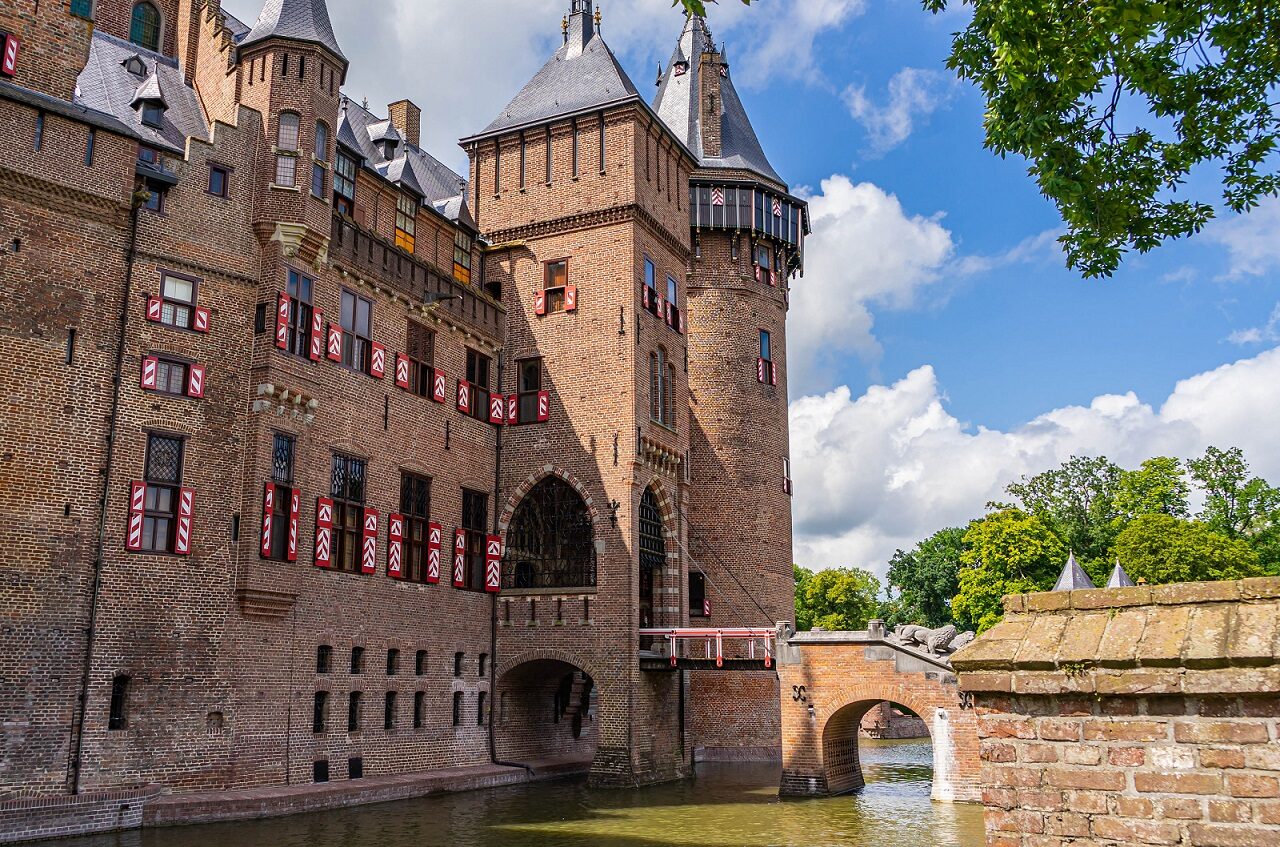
[{"x1": 502, "y1": 475, "x2": 596, "y2": 590}]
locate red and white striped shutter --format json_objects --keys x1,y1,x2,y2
[
  {"x1": 326, "y1": 324, "x2": 343, "y2": 361},
  {"x1": 703, "y1": 598, "x2": 711, "y2": 617},
  {"x1": 642, "y1": 285, "x2": 651, "y2": 310},
  {"x1": 314, "y1": 497, "x2": 334, "y2": 568},
  {"x1": 536, "y1": 390, "x2": 550, "y2": 422},
  {"x1": 426, "y1": 522, "x2": 442, "y2": 583},
  {"x1": 534, "y1": 290, "x2": 546, "y2": 316},
  {"x1": 175, "y1": 487, "x2": 194, "y2": 555},
  {"x1": 187, "y1": 363, "x2": 206, "y2": 398},
  {"x1": 564, "y1": 285, "x2": 577, "y2": 312},
  {"x1": 488, "y1": 394, "x2": 505, "y2": 425},
  {"x1": 452, "y1": 528, "x2": 466, "y2": 587},
  {"x1": 507, "y1": 394, "x2": 518, "y2": 425},
  {"x1": 1, "y1": 35, "x2": 20, "y2": 77},
  {"x1": 395, "y1": 354, "x2": 411, "y2": 389},
  {"x1": 656, "y1": 294, "x2": 665, "y2": 319},
  {"x1": 457, "y1": 379, "x2": 471, "y2": 414},
  {"x1": 369, "y1": 342, "x2": 386, "y2": 379},
  {"x1": 309, "y1": 308, "x2": 324, "y2": 360},
  {"x1": 757, "y1": 358, "x2": 766, "y2": 383},
  {"x1": 194, "y1": 306, "x2": 211, "y2": 332},
  {"x1": 361, "y1": 508, "x2": 379, "y2": 574},
  {"x1": 770, "y1": 268, "x2": 778, "y2": 287},
  {"x1": 146, "y1": 296, "x2": 163, "y2": 322},
  {"x1": 783, "y1": 476, "x2": 793, "y2": 496},
  {"x1": 432, "y1": 368, "x2": 447, "y2": 403},
  {"x1": 676, "y1": 309, "x2": 684, "y2": 334},
  {"x1": 140, "y1": 356, "x2": 158, "y2": 390},
  {"x1": 126, "y1": 481, "x2": 146, "y2": 551},
  {"x1": 664, "y1": 299, "x2": 672, "y2": 325},
  {"x1": 287, "y1": 488, "x2": 300, "y2": 562},
  {"x1": 754, "y1": 264, "x2": 762, "y2": 283},
  {"x1": 260, "y1": 482, "x2": 275, "y2": 558},
  {"x1": 770, "y1": 361, "x2": 778, "y2": 386},
  {"x1": 275, "y1": 293, "x2": 290, "y2": 349},
  {"x1": 485, "y1": 534, "x2": 501, "y2": 593},
  {"x1": 387, "y1": 512, "x2": 404, "y2": 579}
]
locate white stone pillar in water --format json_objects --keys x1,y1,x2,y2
[{"x1": 931, "y1": 707, "x2": 957, "y2": 802}]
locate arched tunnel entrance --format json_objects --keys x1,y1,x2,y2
[
  {"x1": 822, "y1": 698, "x2": 935, "y2": 795},
  {"x1": 494, "y1": 659, "x2": 598, "y2": 767}
]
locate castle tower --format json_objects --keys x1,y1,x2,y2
[
  {"x1": 464, "y1": 0, "x2": 699, "y2": 786},
  {"x1": 654, "y1": 13, "x2": 807, "y2": 758}
]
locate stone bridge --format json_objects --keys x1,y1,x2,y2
[{"x1": 776, "y1": 621, "x2": 981, "y2": 802}]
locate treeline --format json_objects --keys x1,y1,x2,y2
[{"x1": 794, "y1": 447, "x2": 1280, "y2": 635}]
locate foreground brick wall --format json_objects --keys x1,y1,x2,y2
[{"x1": 954, "y1": 578, "x2": 1280, "y2": 847}]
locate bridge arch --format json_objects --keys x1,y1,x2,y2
[{"x1": 493, "y1": 649, "x2": 605, "y2": 769}]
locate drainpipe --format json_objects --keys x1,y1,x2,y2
[{"x1": 70, "y1": 187, "x2": 143, "y2": 794}]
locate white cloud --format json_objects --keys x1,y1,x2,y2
[
  {"x1": 733, "y1": 0, "x2": 869, "y2": 87},
  {"x1": 1227, "y1": 302, "x2": 1280, "y2": 345},
  {"x1": 1206, "y1": 197, "x2": 1280, "y2": 279},
  {"x1": 843, "y1": 67, "x2": 954, "y2": 152},
  {"x1": 790, "y1": 347, "x2": 1280, "y2": 577}
]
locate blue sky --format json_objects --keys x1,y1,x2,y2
[{"x1": 226, "y1": 0, "x2": 1280, "y2": 575}]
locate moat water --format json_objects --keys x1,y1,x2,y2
[{"x1": 39, "y1": 740, "x2": 983, "y2": 847}]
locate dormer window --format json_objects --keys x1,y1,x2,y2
[
  {"x1": 123, "y1": 56, "x2": 147, "y2": 76},
  {"x1": 141, "y1": 102, "x2": 164, "y2": 128},
  {"x1": 379, "y1": 140, "x2": 397, "y2": 161}
]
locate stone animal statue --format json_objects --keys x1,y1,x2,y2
[{"x1": 891, "y1": 623, "x2": 974, "y2": 656}]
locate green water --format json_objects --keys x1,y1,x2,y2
[{"x1": 40, "y1": 740, "x2": 983, "y2": 847}]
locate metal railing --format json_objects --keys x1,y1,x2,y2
[{"x1": 639, "y1": 627, "x2": 776, "y2": 669}]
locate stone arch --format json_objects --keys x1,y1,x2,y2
[
  {"x1": 499, "y1": 466, "x2": 601, "y2": 534},
  {"x1": 640, "y1": 477, "x2": 679, "y2": 555},
  {"x1": 493, "y1": 649, "x2": 603, "y2": 767}
]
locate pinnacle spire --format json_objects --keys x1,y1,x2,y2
[
  {"x1": 241, "y1": 0, "x2": 347, "y2": 67},
  {"x1": 564, "y1": 0, "x2": 596, "y2": 57},
  {"x1": 1107, "y1": 559, "x2": 1135, "y2": 588},
  {"x1": 1052, "y1": 551, "x2": 1096, "y2": 592}
]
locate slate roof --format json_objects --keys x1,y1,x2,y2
[
  {"x1": 1107, "y1": 560, "x2": 1136, "y2": 588},
  {"x1": 222, "y1": 10, "x2": 251, "y2": 42},
  {"x1": 75, "y1": 32, "x2": 209, "y2": 153},
  {"x1": 653, "y1": 15, "x2": 783, "y2": 186},
  {"x1": 1052, "y1": 552, "x2": 1096, "y2": 592},
  {"x1": 240, "y1": 0, "x2": 346, "y2": 64},
  {"x1": 337, "y1": 97, "x2": 472, "y2": 227}
]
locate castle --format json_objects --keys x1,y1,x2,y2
[{"x1": 0, "y1": 0, "x2": 805, "y2": 826}]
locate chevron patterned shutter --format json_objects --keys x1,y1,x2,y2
[
  {"x1": 369, "y1": 342, "x2": 386, "y2": 379},
  {"x1": 426, "y1": 521, "x2": 442, "y2": 584},
  {"x1": 457, "y1": 379, "x2": 471, "y2": 414},
  {"x1": 361, "y1": 508, "x2": 379, "y2": 574},
  {"x1": 309, "y1": 308, "x2": 324, "y2": 360},
  {"x1": 287, "y1": 488, "x2": 300, "y2": 562},
  {"x1": 260, "y1": 482, "x2": 275, "y2": 558},
  {"x1": 642, "y1": 285, "x2": 651, "y2": 311},
  {"x1": 565, "y1": 285, "x2": 577, "y2": 312},
  {"x1": 187, "y1": 363, "x2": 206, "y2": 398},
  {"x1": 488, "y1": 394, "x2": 505, "y2": 425},
  {"x1": 452, "y1": 528, "x2": 466, "y2": 587},
  {"x1": 534, "y1": 290, "x2": 546, "y2": 316},
  {"x1": 140, "y1": 356, "x2": 158, "y2": 390},
  {"x1": 536, "y1": 390, "x2": 550, "y2": 422},
  {"x1": 395, "y1": 354, "x2": 411, "y2": 389},
  {"x1": 485, "y1": 535, "x2": 501, "y2": 593},
  {"x1": 126, "y1": 481, "x2": 146, "y2": 551},
  {"x1": 507, "y1": 394, "x2": 518, "y2": 425},
  {"x1": 387, "y1": 512, "x2": 404, "y2": 579},
  {"x1": 275, "y1": 293, "x2": 290, "y2": 349},
  {"x1": 193, "y1": 306, "x2": 211, "y2": 333},
  {"x1": 432, "y1": 368, "x2": 447, "y2": 403},
  {"x1": 146, "y1": 296, "x2": 163, "y2": 322},
  {"x1": 326, "y1": 324, "x2": 342, "y2": 361},
  {"x1": 174, "y1": 487, "x2": 194, "y2": 555},
  {"x1": 314, "y1": 497, "x2": 334, "y2": 568}
]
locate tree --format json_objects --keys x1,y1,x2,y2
[
  {"x1": 1005, "y1": 456, "x2": 1122, "y2": 564},
  {"x1": 676, "y1": 0, "x2": 751, "y2": 17},
  {"x1": 885, "y1": 527, "x2": 966, "y2": 628},
  {"x1": 1115, "y1": 456, "x2": 1191, "y2": 522},
  {"x1": 794, "y1": 565, "x2": 884, "y2": 632},
  {"x1": 953, "y1": 509, "x2": 1065, "y2": 634},
  {"x1": 1112, "y1": 514, "x2": 1264, "y2": 584},
  {"x1": 1188, "y1": 447, "x2": 1280, "y2": 537}
]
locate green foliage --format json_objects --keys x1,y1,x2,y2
[
  {"x1": 922, "y1": 0, "x2": 1280, "y2": 277},
  {"x1": 1112, "y1": 514, "x2": 1265, "y2": 584},
  {"x1": 885, "y1": 527, "x2": 966, "y2": 628},
  {"x1": 953, "y1": 509, "x2": 1065, "y2": 633},
  {"x1": 794, "y1": 564, "x2": 884, "y2": 632},
  {"x1": 1005, "y1": 456, "x2": 1122, "y2": 564},
  {"x1": 675, "y1": 0, "x2": 751, "y2": 18},
  {"x1": 1115, "y1": 457, "x2": 1191, "y2": 521},
  {"x1": 1187, "y1": 447, "x2": 1280, "y2": 537}
]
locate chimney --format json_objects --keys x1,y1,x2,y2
[
  {"x1": 388, "y1": 99, "x2": 421, "y2": 149},
  {"x1": 564, "y1": 0, "x2": 595, "y2": 58}
]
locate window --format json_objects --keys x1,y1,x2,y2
[
  {"x1": 756, "y1": 244, "x2": 771, "y2": 272},
  {"x1": 34, "y1": 111, "x2": 44, "y2": 151},
  {"x1": 571, "y1": 119, "x2": 579, "y2": 178},
  {"x1": 108, "y1": 675, "x2": 130, "y2": 730},
  {"x1": 129, "y1": 2, "x2": 161, "y2": 51},
  {"x1": 493, "y1": 138, "x2": 501, "y2": 194},
  {"x1": 316, "y1": 644, "x2": 332, "y2": 674},
  {"x1": 85, "y1": 128, "x2": 95, "y2": 167},
  {"x1": 272, "y1": 432, "x2": 294, "y2": 485},
  {"x1": 478, "y1": 654, "x2": 488, "y2": 678},
  {"x1": 395, "y1": 193, "x2": 416, "y2": 253},
  {"x1": 650, "y1": 349, "x2": 673, "y2": 428},
  {"x1": 465, "y1": 350, "x2": 491, "y2": 422},
  {"x1": 334, "y1": 151, "x2": 357, "y2": 216},
  {"x1": 313, "y1": 691, "x2": 328, "y2": 732},
  {"x1": 331, "y1": 453, "x2": 367, "y2": 574},
  {"x1": 666, "y1": 276, "x2": 680, "y2": 329},
  {"x1": 275, "y1": 112, "x2": 299, "y2": 187},
  {"x1": 141, "y1": 102, "x2": 164, "y2": 128},
  {"x1": 142, "y1": 185, "x2": 164, "y2": 213},
  {"x1": 313, "y1": 760, "x2": 329, "y2": 783},
  {"x1": 519, "y1": 133, "x2": 527, "y2": 189},
  {"x1": 263, "y1": 433, "x2": 295, "y2": 560},
  {"x1": 642, "y1": 258, "x2": 658, "y2": 316},
  {"x1": 406, "y1": 321, "x2": 435, "y2": 397},
  {"x1": 452, "y1": 691, "x2": 463, "y2": 726},
  {"x1": 415, "y1": 650, "x2": 427, "y2": 676},
  {"x1": 461, "y1": 489, "x2": 489, "y2": 590},
  {"x1": 503, "y1": 476, "x2": 596, "y2": 590},
  {"x1": 348, "y1": 691, "x2": 361, "y2": 731},
  {"x1": 514, "y1": 358, "x2": 541, "y2": 424},
  {"x1": 544, "y1": 126, "x2": 553, "y2": 184},
  {"x1": 401, "y1": 472, "x2": 432, "y2": 582},
  {"x1": 477, "y1": 691, "x2": 487, "y2": 726},
  {"x1": 71, "y1": 0, "x2": 93, "y2": 19},
  {"x1": 286, "y1": 270, "x2": 314, "y2": 358},
  {"x1": 542, "y1": 259, "x2": 568, "y2": 312},
  {"x1": 311, "y1": 122, "x2": 329, "y2": 199},
  {"x1": 386, "y1": 649, "x2": 400, "y2": 676},
  {"x1": 689, "y1": 571, "x2": 707, "y2": 616},
  {"x1": 760, "y1": 330, "x2": 772, "y2": 363},
  {"x1": 350, "y1": 645, "x2": 364, "y2": 674},
  {"x1": 453, "y1": 652, "x2": 464, "y2": 677},
  {"x1": 731, "y1": 236, "x2": 739, "y2": 262},
  {"x1": 208, "y1": 165, "x2": 229, "y2": 198},
  {"x1": 158, "y1": 273, "x2": 195, "y2": 328},
  {"x1": 598, "y1": 112, "x2": 606, "y2": 173},
  {"x1": 453, "y1": 231, "x2": 472, "y2": 285},
  {"x1": 348, "y1": 757, "x2": 363, "y2": 779},
  {"x1": 340, "y1": 289, "x2": 372, "y2": 372},
  {"x1": 413, "y1": 692, "x2": 425, "y2": 728},
  {"x1": 151, "y1": 358, "x2": 188, "y2": 395},
  {"x1": 142, "y1": 433, "x2": 183, "y2": 553},
  {"x1": 384, "y1": 692, "x2": 397, "y2": 729}
]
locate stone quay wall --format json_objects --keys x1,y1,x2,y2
[{"x1": 953, "y1": 577, "x2": 1280, "y2": 847}]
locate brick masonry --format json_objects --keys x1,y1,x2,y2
[{"x1": 954, "y1": 577, "x2": 1280, "y2": 847}]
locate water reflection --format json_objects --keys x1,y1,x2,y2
[{"x1": 34, "y1": 740, "x2": 982, "y2": 847}]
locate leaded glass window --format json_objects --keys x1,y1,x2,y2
[{"x1": 502, "y1": 476, "x2": 595, "y2": 589}]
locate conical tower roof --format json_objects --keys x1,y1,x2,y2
[
  {"x1": 1052, "y1": 552, "x2": 1096, "y2": 592},
  {"x1": 653, "y1": 14, "x2": 783, "y2": 185},
  {"x1": 1107, "y1": 559, "x2": 1136, "y2": 588},
  {"x1": 241, "y1": 0, "x2": 346, "y2": 66}
]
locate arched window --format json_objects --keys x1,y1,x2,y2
[
  {"x1": 275, "y1": 112, "x2": 299, "y2": 187},
  {"x1": 650, "y1": 348, "x2": 673, "y2": 427},
  {"x1": 638, "y1": 488, "x2": 665, "y2": 573},
  {"x1": 503, "y1": 476, "x2": 595, "y2": 590},
  {"x1": 129, "y1": 2, "x2": 161, "y2": 51},
  {"x1": 277, "y1": 112, "x2": 300, "y2": 150},
  {"x1": 311, "y1": 121, "x2": 329, "y2": 198}
]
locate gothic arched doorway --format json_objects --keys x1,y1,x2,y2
[
  {"x1": 502, "y1": 476, "x2": 596, "y2": 590},
  {"x1": 638, "y1": 487, "x2": 666, "y2": 644}
]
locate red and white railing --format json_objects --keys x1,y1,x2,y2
[{"x1": 639, "y1": 627, "x2": 775, "y2": 668}]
